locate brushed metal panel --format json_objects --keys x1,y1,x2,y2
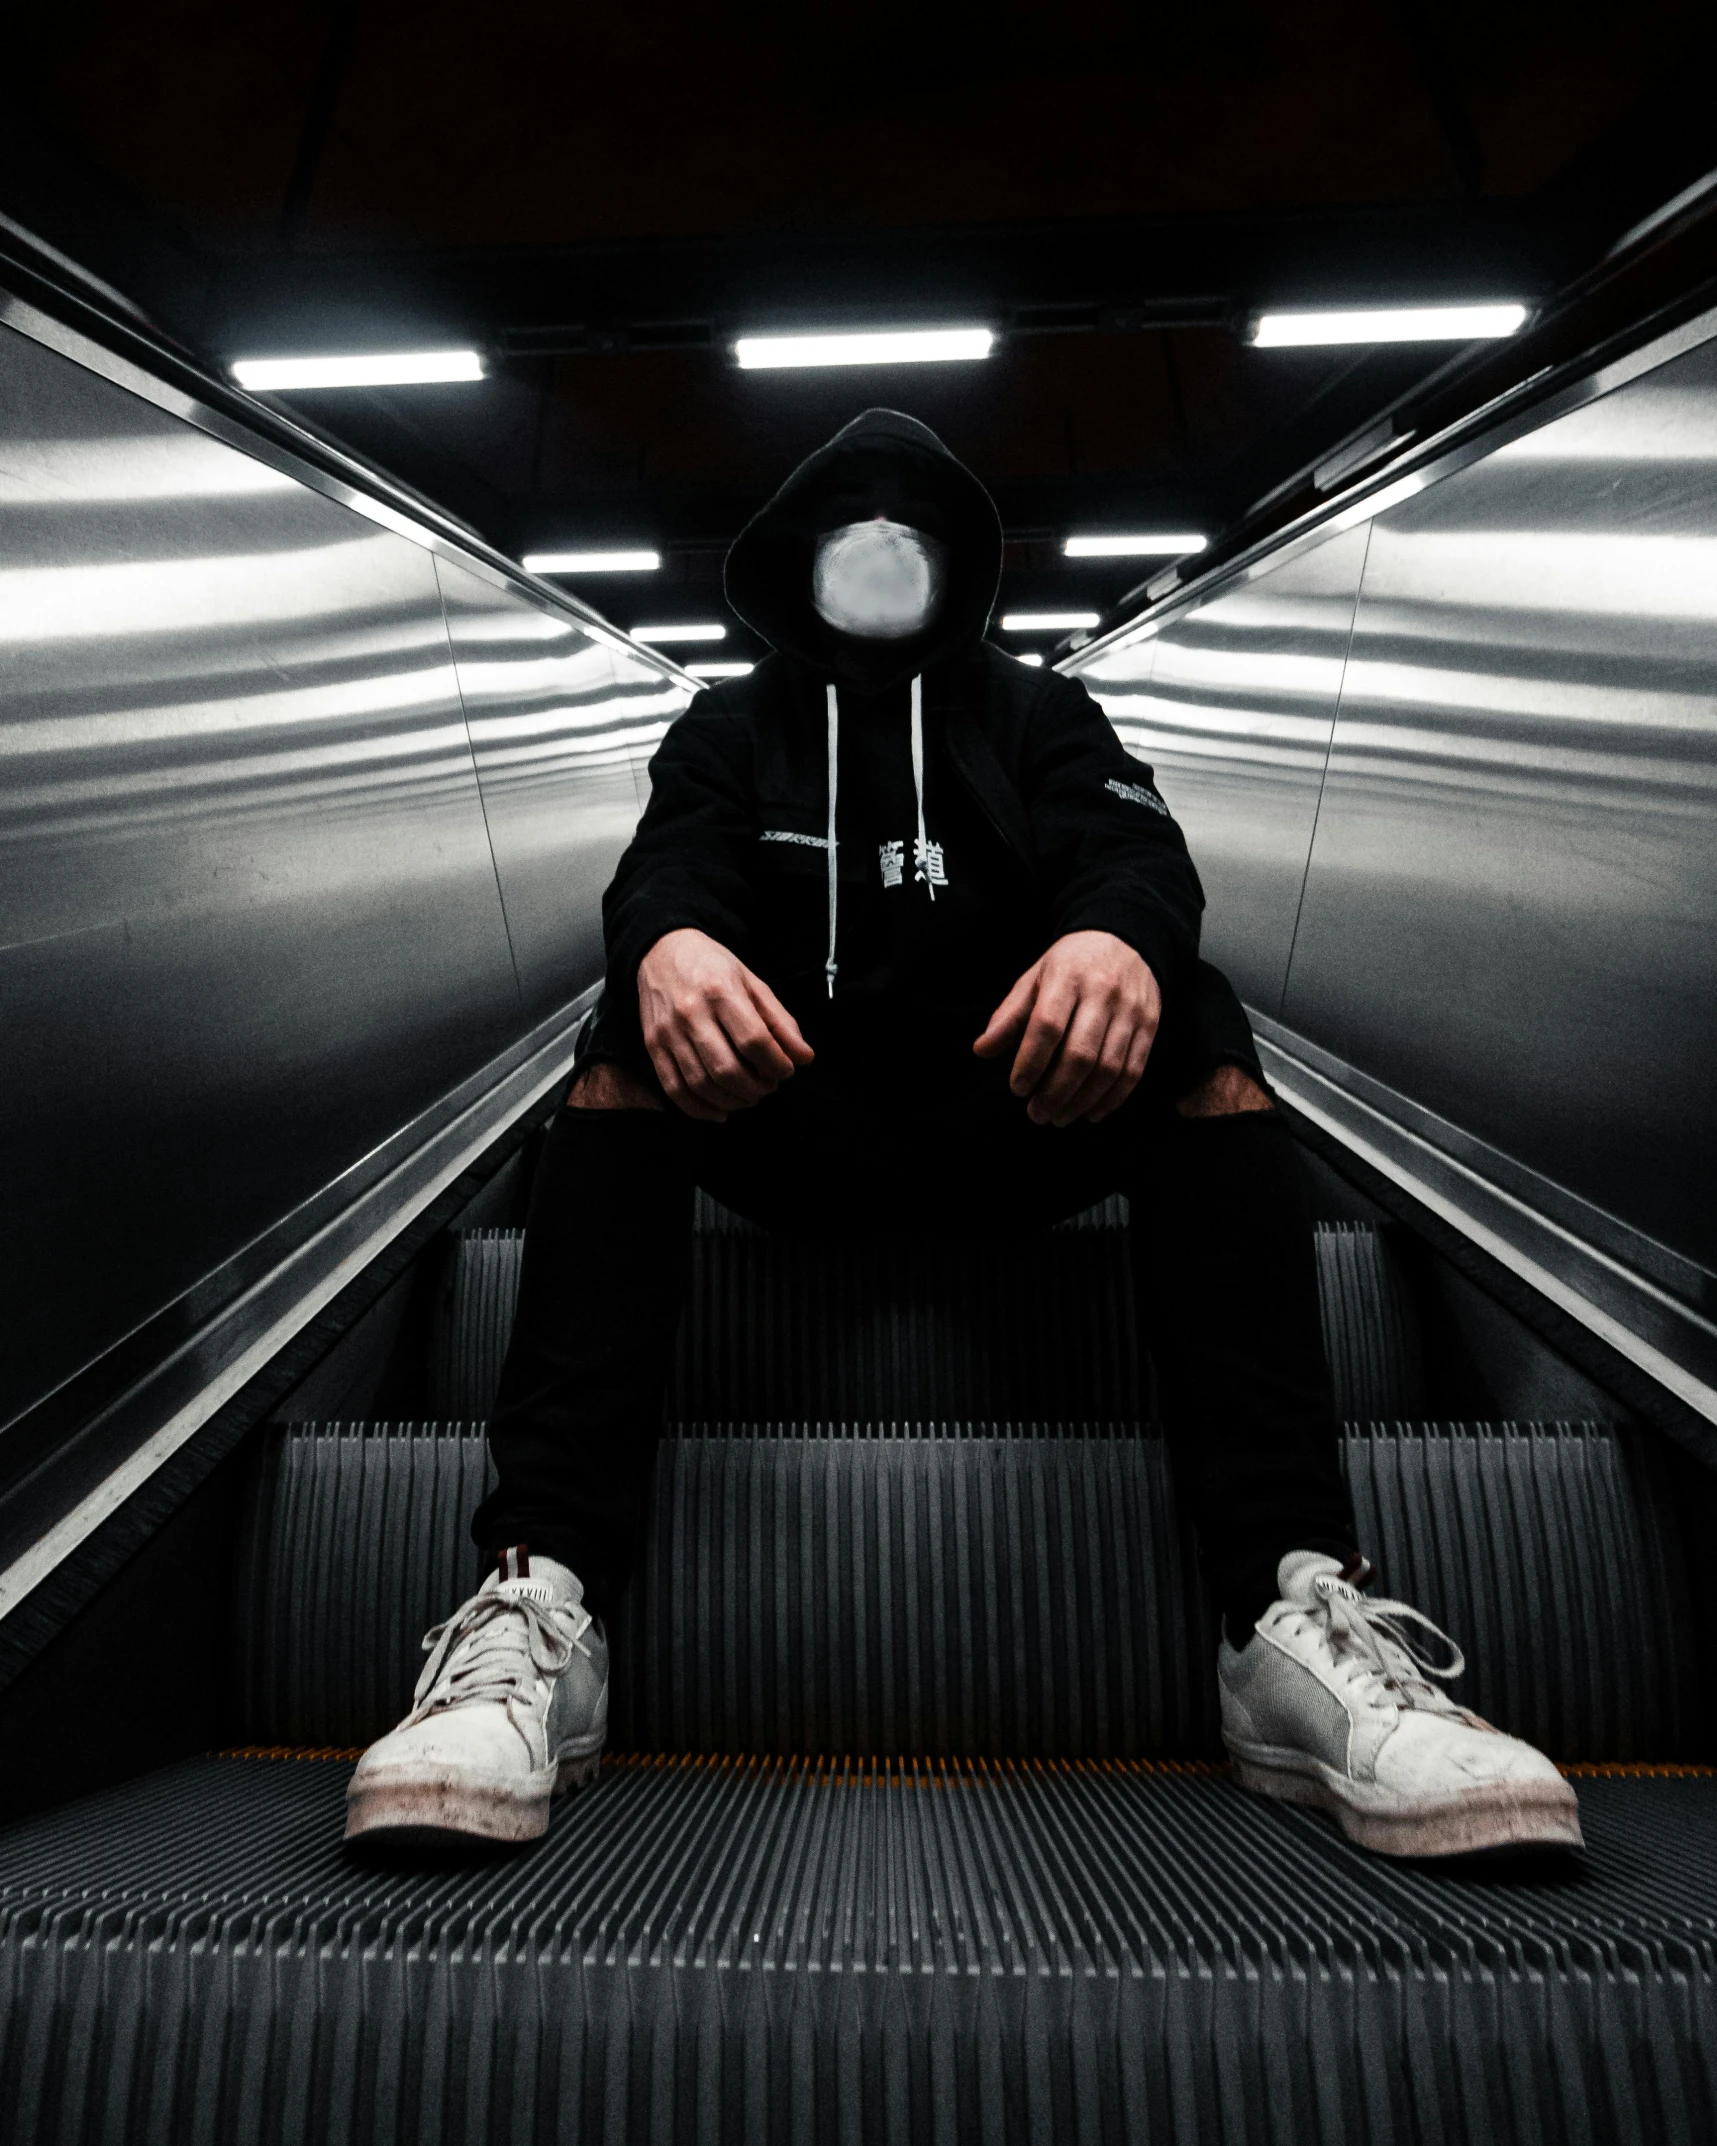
[
  {"x1": 1284, "y1": 338, "x2": 1717, "y2": 1273},
  {"x1": 435, "y1": 561, "x2": 689, "y2": 1021},
  {"x1": 0, "y1": 321, "x2": 520, "y2": 1450},
  {"x1": 613, "y1": 641, "x2": 687, "y2": 818},
  {"x1": 1076, "y1": 526, "x2": 1368, "y2": 1014}
]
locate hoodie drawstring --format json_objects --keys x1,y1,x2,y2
[
  {"x1": 823, "y1": 670, "x2": 929, "y2": 1000},
  {"x1": 909, "y1": 673, "x2": 933, "y2": 903},
  {"x1": 825, "y1": 682, "x2": 840, "y2": 997}
]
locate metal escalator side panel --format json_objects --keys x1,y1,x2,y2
[
  {"x1": 1074, "y1": 523, "x2": 1370, "y2": 1021},
  {"x1": 434, "y1": 557, "x2": 690, "y2": 1023},
  {"x1": 1281, "y1": 334, "x2": 1717, "y2": 1283}
]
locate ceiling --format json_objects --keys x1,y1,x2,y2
[{"x1": 6, "y1": 0, "x2": 1717, "y2": 660}]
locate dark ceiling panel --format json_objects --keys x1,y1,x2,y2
[
  {"x1": 4, "y1": 0, "x2": 1715, "y2": 610},
  {"x1": 37, "y1": 0, "x2": 1696, "y2": 247}
]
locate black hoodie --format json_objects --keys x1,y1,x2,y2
[{"x1": 589, "y1": 409, "x2": 1204, "y2": 1116}]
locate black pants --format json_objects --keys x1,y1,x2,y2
[{"x1": 475, "y1": 971, "x2": 1358, "y2": 1634}]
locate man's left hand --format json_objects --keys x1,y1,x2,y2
[{"x1": 973, "y1": 930, "x2": 1160, "y2": 1126}]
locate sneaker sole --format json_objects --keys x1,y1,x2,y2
[
  {"x1": 344, "y1": 1740, "x2": 605, "y2": 1847},
  {"x1": 1231, "y1": 1746, "x2": 1584, "y2": 1858}
]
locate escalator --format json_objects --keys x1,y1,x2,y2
[
  {"x1": 4, "y1": 198, "x2": 1717, "y2": 2144},
  {"x1": 4, "y1": 1191, "x2": 1712, "y2": 2142}
]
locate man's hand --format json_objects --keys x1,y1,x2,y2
[
  {"x1": 973, "y1": 930, "x2": 1160, "y2": 1126},
  {"x1": 638, "y1": 927, "x2": 813, "y2": 1122}
]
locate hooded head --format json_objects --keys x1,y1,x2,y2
[{"x1": 724, "y1": 408, "x2": 1003, "y2": 689}]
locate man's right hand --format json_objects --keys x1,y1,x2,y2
[{"x1": 637, "y1": 928, "x2": 814, "y2": 1121}]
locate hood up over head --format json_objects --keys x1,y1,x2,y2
[{"x1": 724, "y1": 408, "x2": 1003, "y2": 689}]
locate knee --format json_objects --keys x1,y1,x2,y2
[
  {"x1": 566, "y1": 1060, "x2": 665, "y2": 1113},
  {"x1": 1175, "y1": 1062, "x2": 1274, "y2": 1119}
]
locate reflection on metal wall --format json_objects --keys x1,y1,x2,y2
[
  {"x1": 0, "y1": 309, "x2": 691, "y2": 1491},
  {"x1": 1066, "y1": 315, "x2": 1717, "y2": 1422},
  {"x1": 436, "y1": 562, "x2": 683, "y2": 1020},
  {"x1": 1080, "y1": 527, "x2": 1367, "y2": 1014},
  {"x1": 1286, "y1": 339, "x2": 1717, "y2": 1275}
]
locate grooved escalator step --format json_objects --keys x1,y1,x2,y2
[
  {"x1": 228, "y1": 1421, "x2": 1693, "y2": 1763},
  {"x1": 1313, "y1": 1220, "x2": 1426, "y2": 1418},
  {"x1": 427, "y1": 1218, "x2": 1414, "y2": 1425},
  {"x1": 604, "y1": 1426, "x2": 1214, "y2": 1759},
  {"x1": 227, "y1": 1423, "x2": 1214, "y2": 1757},
  {"x1": 5, "y1": 1754, "x2": 1715, "y2": 2145},
  {"x1": 1346, "y1": 1418, "x2": 1695, "y2": 1760},
  {"x1": 669, "y1": 1229, "x2": 1145, "y2": 1422},
  {"x1": 425, "y1": 1228, "x2": 520, "y2": 1425},
  {"x1": 699, "y1": 1190, "x2": 1130, "y2": 1233},
  {"x1": 230, "y1": 1421, "x2": 491, "y2": 1751}
]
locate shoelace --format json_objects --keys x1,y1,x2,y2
[
  {"x1": 1293, "y1": 1573, "x2": 1469, "y2": 1714},
  {"x1": 406, "y1": 1586, "x2": 593, "y2": 1725}
]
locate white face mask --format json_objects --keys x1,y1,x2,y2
[{"x1": 812, "y1": 518, "x2": 945, "y2": 640}]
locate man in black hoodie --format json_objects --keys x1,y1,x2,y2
[{"x1": 345, "y1": 412, "x2": 1579, "y2": 1862}]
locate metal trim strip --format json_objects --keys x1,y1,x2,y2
[
  {"x1": 0, "y1": 987, "x2": 598, "y2": 1629},
  {"x1": 1252, "y1": 1011, "x2": 1717, "y2": 1431}
]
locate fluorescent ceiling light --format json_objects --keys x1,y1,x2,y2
[
  {"x1": 1016, "y1": 652, "x2": 1045, "y2": 666},
  {"x1": 524, "y1": 549, "x2": 661, "y2": 574},
  {"x1": 1251, "y1": 304, "x2": 1527, "y2": 348},
  {"x1": 632, "y1": 622, "x2": 727, "y2": 643},
  {"x1": 231, "y1": 349, "x2": 484, "y2": 390},
  {"x1": 1064, "y1": 533, "x2": 1207, "y2": 558},
  {"x1": 735, "y1": 327, "x2": 994, "y2": 370},
  {"x1": 999, "y1": 610, "x2": 1100, "y2": 632},
  {"x1": 687, "y1": 659, "x2": 755, "y2": 678}
]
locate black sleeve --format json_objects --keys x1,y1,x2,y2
[
  {"x1": 598, "y1": 692, "x2": 758, "y2": 1043},
  {"x1": 1021, "y1": 670, "x2": 1204, "y2": 1004}
]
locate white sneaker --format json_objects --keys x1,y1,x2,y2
[
  {"x1": 1219, "y1": 1551, "x2": 1583, "y2": 1858},
  {"x1": 345, "y1": 1547, "x2": 607, "y2": 1846}
]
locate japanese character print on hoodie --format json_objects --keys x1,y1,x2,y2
[{"x1": 587, "y1": 407, "x2": 1205, "y2": 1123}]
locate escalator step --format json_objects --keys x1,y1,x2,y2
[
  {"x1": 425, "y1": 1228, "x2": 522, "y2": 1422},
  {"x1": 5, "y1": 1754, "x2": 1714, "y2": 2146},
  {"x1": 1346, "y1": 1419, "x2": 1694, "y2": 1760},
  {"x1": 228, "y1": 1423, "x2": 1214, "y2": 1756},
  {"x1": 697, "y1": 1191, "x2": 1126, "y2": 1233},
  {"x1": 669, "y1": 1232, "x2": 1144, "y2": 1420},
  {"x1": 1314, "y1": 1221, "x2": 1425, "y2": 1417},
  {"x1": 230, "y1": 1423, "x2": 491, "y2": 1749},
  {"x1": 604, "y1": 1427, "x2": 1215, "y2": 1758},
  {"x1": 429, "y1": 1217, "x2": 1411, "y2": 1425},
  {"x1": 229, "y1": 1421, "x2": 1691, "y2": 1762}
]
